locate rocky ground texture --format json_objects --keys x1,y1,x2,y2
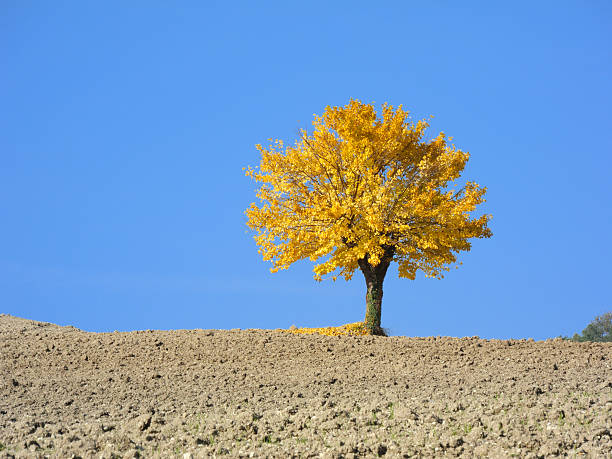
[{"x1": 1, "y1": 314, "x2": 611, "y2": 458}]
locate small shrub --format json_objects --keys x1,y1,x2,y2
[{"x1": 562, "y1": 312, "x2": 612, "y2": 342}]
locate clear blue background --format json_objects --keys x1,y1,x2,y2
[{"x1": 2, "y1": 1, "x2": 610, "y2": 339}]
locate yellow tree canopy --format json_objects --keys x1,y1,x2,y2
[{"x1": 245, "y1": 100, "x2": 492, "y2": 282}]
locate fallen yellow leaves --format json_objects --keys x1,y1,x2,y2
[{"x1": 282, "y1": 321, "x2": 370, "y2": 336}]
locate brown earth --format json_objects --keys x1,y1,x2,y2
[{"x1": 0, "y1": 313, "x2": 610, "y2": 458}]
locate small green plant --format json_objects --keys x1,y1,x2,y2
[
  {"x1": 0, "y1": 443, "x2": 5, "y2": 452},
  {"x1": 388, "y1": 402, "x2": 395, "y2": 419},
  {"x1": 366, "y1": 410, "x2": 379, "y2": 426},
  {"x1": 263, "y1": 435, "x2": 279, "y2": 445},
  {"x1": 579, "y1": 416, "x2": 593, "y2": 426},
  {"x1": 463, "y1": 423, "x2": 473, "y2": 434},
  {"x1": 189, "y1": 412, "x2": 206, "y2": 434}
]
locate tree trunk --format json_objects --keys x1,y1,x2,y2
[
  {"x1": 358, "y1": 246, "x2": 394, "y2": 336},
  {"x1": 364, "y1": 276, "x2": 384, "y2": 335}
]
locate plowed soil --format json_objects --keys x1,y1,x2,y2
[{"x1": 1, "y1": 314, "x2": 611, "y2": 458}]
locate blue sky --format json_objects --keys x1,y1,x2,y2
[{"x1": 2, "y1": 1, "x2": 610, "y2": 339}]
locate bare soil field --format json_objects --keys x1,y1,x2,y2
[{"x1": 1, "y1": 314, "x2": 610, "y2": 458}]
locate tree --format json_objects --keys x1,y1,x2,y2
[
  {"x1": 570, "y1": 312, "x2": 612, "y2": 342},
  {"x1": 245, "y1": 100, "x2": 492, "y2": 335}
]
